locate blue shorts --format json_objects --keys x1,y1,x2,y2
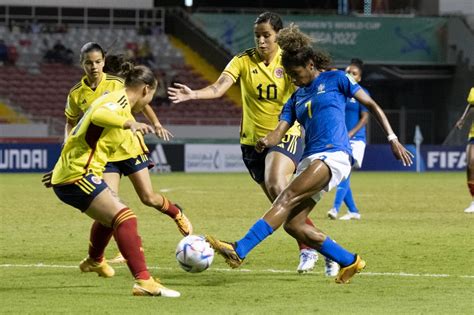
[
  {"x1": 241, "y1": 134, "x2": 303, "y2": 184},
  {"x1": 53, "y1": 173, "x2": 108, "y2": 212},
  {"x1": 104, "y1": 154, "x2": 155, "y2": 176}
]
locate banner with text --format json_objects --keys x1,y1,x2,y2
[
  {"x1": 0, "y1": 143, "x2": 61, "y2": 173},
  {"x1": 184, "y1": 144, "x2": 246, "y2": 172},
  {"x1": 191, "y1": 13, "x2": 448, "y2": 65},
  {"x1": 361, "y1": 145, "x2": 465, "y2": 171}
]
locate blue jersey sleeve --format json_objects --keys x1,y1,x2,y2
[
  {"x1": 338, "y1": 72, "x2": 361, "y2": 99},
  {"x1": 279, "y1": 94, "x2": 297, "y2": 126}
]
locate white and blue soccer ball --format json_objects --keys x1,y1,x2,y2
[{"x1": 175, "y1": 235, "x2": 214, "y2": 273}]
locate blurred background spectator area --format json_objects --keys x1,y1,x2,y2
[{"x1": 0, "y1": 0, "x2": 473, "y2": 144}]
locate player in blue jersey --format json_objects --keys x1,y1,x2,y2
[
  {"x1": 206, "y1": 24, "x2": 413, "y2": 284},
  {"x1": 328, "y1": 58, "x2": 369, "y2": 221}
]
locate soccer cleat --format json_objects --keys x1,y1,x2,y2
[
  {"x1": 464, "y1": 201, "x2": 474, "y2": 213},
  {"x1": 132, "y1": 277, "x2": 180, "y2": 297},
  {"x1": 107, "y1": 252, "x2": 127, "y2": 264},
  {"x1": 79, "y1": 257, "x2": 115, "y2": 278},
  {"x1": 205, "y1": 235, "x2": 243, "y2": 268},
  {"x1": 297, "y1": 249, "x2": 318, "y2": 273},
  {"x1": 339, "y1": 212, "x2": 361, "y2": 220},
  {"x1": 174, "y1": 205, "x2": 193, "y2": 236},
  {"x1": 327, "y1": 208, "x2": 338, "y2": 220},
  {"x1": 324, "y1": 257, "x2": 340, "y2": 277},
  {"x1": 335, "y1": 254, "x2": 366, "y2": 284}
]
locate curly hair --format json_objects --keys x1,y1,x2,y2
[{"x1": 277, "y1": 23, "x2": 332, "y2": 71}]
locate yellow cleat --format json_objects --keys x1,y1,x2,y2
[
  {"x1": 335, "y1": 254, "x2": 366, "y2": 284},
  {"x1": 205, "y1": 235, "x2": 243, "y2": 268},
  {"x1": 174, "y1": 207, "x2": 193, "y2": 236},
  {"x1": 132, "y1": 278, "x2": 180, "y2": 297},
  {"x1": 107, "y1": 252, "x2": 127, "y2": 264},
  {"x1": 79, "y1": 257, "x2": 115, "y2": 278}
]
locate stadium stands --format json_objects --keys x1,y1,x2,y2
[{"x1": 0, "y1": 26, "x2": 242, "y2": 134}]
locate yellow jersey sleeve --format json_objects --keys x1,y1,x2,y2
[
  {"x1": 223, "y1": 55, "x2": 243, "y2": 83},
  {"x1": 91, "y1": 103, "x2": 129, "y2": 128},
  {"x1": 467, "y1": 87, "x2": 474, "y2": 105},
  {"x1": 65, "y1": 82, "x2": 83, "y2": 120}
]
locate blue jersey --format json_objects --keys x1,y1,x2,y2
[
  {"x1": 280, "y1": 70, "x2": 361, "y2": 159},
  {"x1": 345, "y1": 87, "x2": 369, "y2": 142}
]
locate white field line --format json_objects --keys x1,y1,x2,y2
[{"x1": 0, "y1": 263, "x2": 473, "y2": 279}]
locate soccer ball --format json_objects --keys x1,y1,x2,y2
[{"x1": 175, "y1": 235, "x2": 214, "y2": 273}]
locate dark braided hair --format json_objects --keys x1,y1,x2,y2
[{"x1": 277, "y1": 23, "x2": 332, "y2": 71}]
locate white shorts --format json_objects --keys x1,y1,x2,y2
[
  {"x1": 350, "y1": 140, "x2": 366, "y2": 169},
  {"x1": 295, "y1": 151, "x2": 352, "y2": 202}
]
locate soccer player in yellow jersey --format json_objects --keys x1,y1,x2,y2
[
  {"x1": 46, "y1": 65, "x2": 180, "y2": 297},
  {"x1": 168, "y1": 12, "x2": 322, "y2": 273},
  {"x1": 62, "y1": 43, "x2": 192, "y2": 263},
  {"x1": 455, "y1": 87, "x2": 474, "y2": 213}
]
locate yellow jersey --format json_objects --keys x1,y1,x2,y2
[
  {"x1": 468, "y1": 88, "x2": 474, "y2": 139},
  {"x1": 223, "y1": 46, "x2": 301, "y2": 146},
  {"x1": 65, "y1": 73, "x2": 125, "y2": 121},
  {"x1": 65, "y1": 73, "x2": 148, "y2": 162},
  {"x1": 52, "y1": 90, "x2": 147, "y2": 184}
]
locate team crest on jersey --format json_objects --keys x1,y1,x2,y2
[
  {"x1": 104, "y1": 102, "x2": 119, "y2": 111},
  {"x1": 317, "y1": 84, "x2": 326, "y2": 94},
  {"x1": 90, "y1": 176, "x2": 102, "y2": 185},
  {"x1": 274, "y1": 67, "x2": 284, "y2": 78},
  {"x1": 349, "y1": 97, "x2": 356, "y2": 103}
]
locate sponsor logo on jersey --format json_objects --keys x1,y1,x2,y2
[
  {"x1": 104, "y1": 102, "x2": 119, "y2": 111},
  {"x1": 317, "y1": 84, "x2": 326, "y2": 94},
  {"x1": 274, "y1": 67, "x2": 284, "y2": 78}
]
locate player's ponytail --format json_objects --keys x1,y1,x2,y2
[
  {"x1": 122, "y1": 65, "x2": 157, "y2": 89},
  {"x1": 104, "y1": 54, "x2": 135, "y2": 77}
]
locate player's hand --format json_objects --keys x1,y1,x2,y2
[
  {"x1": 154, "y1": 123, "x2": 173, "y2": 141},
  {"x1": 129, "y1": 122, "x2": 155, "y2": 135},
  {"x1": 455, "y1": 118, "x2": 464, "y2": 130},
  {"x1": 390, "y1": 139, "x2": 414, "y2": 167},
  {"x1": 42, "y1": 171, "x2": 53, "y2": 188},
  {"x1": 256, "y1": 133, "x2": 279, "y2": 153},
  {"x1": 167, "y1": 83, "x2": 194, "y2": 103}
]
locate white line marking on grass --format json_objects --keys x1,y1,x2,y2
[
  {"x1": 159, "y1": 188, "x2": 173, "y2": 192},
  {"x1": 1, "y1": 263, "x2": 473, "y2": 279}
]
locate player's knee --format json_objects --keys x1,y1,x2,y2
[
  {"x1": 266, "y1": 181, "x2": 286, "y2": 200},
  {"x1": 138, "y1": 191, "x2": 159, "y2": 207}
]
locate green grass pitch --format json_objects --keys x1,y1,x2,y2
[{"x1": 0, "y1": 172, "x2": 472, "y2": 314}]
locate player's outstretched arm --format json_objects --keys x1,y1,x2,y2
[
  {"x1": 354, "y1": 89, "x2": 414, "y2": 166},
  {"x1": 256, "y1": 121, "x2": 291, "y2": 153},
  {"x1": 167, "y1": 73, "x2": 234, "y2": 103},
  {"x1": 141, "y1": 104, "x2": 173, "y2": 141},
  {"x1": 455, "y1": 104, "x2": 473, "y2": 130}
]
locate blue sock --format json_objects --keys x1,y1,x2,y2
[
  {"x1": 318, "y1": 237, "x2": 355, "y2": 267},
  {"x1": 344, "y1": 186, "x2": 359, "y2": 213},
  {"x1": 235, "y1": 219, "x2": 273, "y2": 259},
  {"x1": 333, "y1": 177, "x2": 350, "y2": 211}
]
